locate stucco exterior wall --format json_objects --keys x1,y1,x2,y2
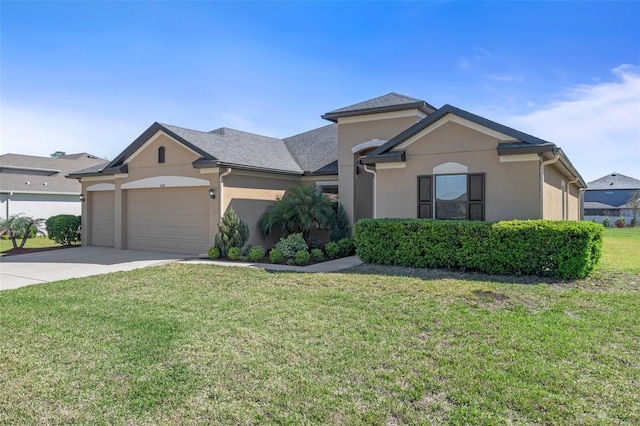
[
  {"x1": 375, "y1": 121, "x2": 541, "y2": 221},
  {"x1": 337, "y1": 111, "x2": 424, "y2": 225},
  {"x1": 568, "y1": 183, "x2": 581, "y2": 220},
  {"x1": 543, "y1": 165, "x2": 566, "y2": 220},
  {"x1": 223, "y1": 172, "x2": 299, "y2": 247}
]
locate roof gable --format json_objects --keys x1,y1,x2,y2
[
  {"x1": 321, "y1": 92, "x2": 436, "y2": 122},
  {"x1": 368, "y1": 104, "x2": 555, "y2": 158}
]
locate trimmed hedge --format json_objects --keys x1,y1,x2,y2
[{"x1": 353, "y1": 219, "x2": 603, "y2": 279}]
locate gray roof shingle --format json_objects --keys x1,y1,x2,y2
[
  {"x1": 283, "y1": 124, "x2": 337, "y2": 174},
  {"x1": 161, "y1": 124, "x2": 304, "y2": 173},
  {"x1": 587, "y1": 173, "x2": 640, "y2": 190},
  {"x1": 321, "y1": 92, "x2": 436, "y2": 122}
]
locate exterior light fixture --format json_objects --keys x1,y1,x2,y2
[
  {"x1": 208, "y1": 187, "x2": 216, "y2": 199},
  {"x1": 79, "y1": 193, "x2": 85, "y2": 202}
]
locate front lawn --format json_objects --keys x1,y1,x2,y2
[
  {"x1": 1, "y1": 249, "x2": 639, "y2": 423},
  {"x1": 599, "y1": 226, "x2": 640, "y2": 274},
  {"x1": 0, "y1": 236, "x2": 61, "y2": 255}
]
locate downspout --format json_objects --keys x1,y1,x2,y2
[
  {"x1": 539, "y1": 151, "x2": 560, "y2": 219},
  {"x1": 566, "y1": 178, "x2": 579, "y2": 220},
  {"x1": 218, "y1": 167, "x2": 232, "y2": 223},
  {"x1": 362, "y1": 164, "x2": 377, "y2": 218}
]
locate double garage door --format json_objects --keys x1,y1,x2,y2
[
  {"x1": 89, "y1": 187, "x2": 211, "y2": 255},
  {"x1": 127, "y1": 187, "x2": 210, "y2": 255}
]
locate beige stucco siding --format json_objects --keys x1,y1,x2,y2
[
  {"x1": 337, "y1": 114, "x2": 423, "y2": 225},
  {"x1": 568, "y1": 184, "x2": 581, "y2": 220},
  {"x1": 223, "y1": 172, "x2": 299, "y2": 247},
  {"x1": 543, "y1": 164, "x2": 567, "y2": 220},
  {"x1": 124, "y1": 133, "x2": 205, "y2": 181},
  {"x1": 375, "y1": 121, "x2": 541, "y2": 221}
]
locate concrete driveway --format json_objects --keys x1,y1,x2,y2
[{"x1": 0, "y1": 247, "x2": 189, "y2": 291}]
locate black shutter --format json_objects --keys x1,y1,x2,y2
[
  {"x1": 468, "y1": 173, "x2": 484, "y2": 220},
  {"x1": 417, "y1": 175, "x2": 432, "y2": 218}
]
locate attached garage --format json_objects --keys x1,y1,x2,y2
[
  {"x1": 90, "y1": 191, "x2": 115, "y2": 247},
  {"x1": 126, "y1": 187, "x2": 211, "y2": 255}
]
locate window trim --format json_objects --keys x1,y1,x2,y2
[{"x1": 158, "y1": 146, "x2": 166, "y2": 164}]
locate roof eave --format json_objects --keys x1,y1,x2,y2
[
  {"x1": 66, "y1": 164, "x2": 128, "y2": 179},
  {"x1": 193, "y1": 160, "x2": 302, "y2": 176},
  {"x1": 321, "y1": 102, "x2": 434, "y2": 122},
  {"x1": 496, "y1": 143, "x2": 555, "y2": 155},
  {"x1": 359, "y1": 151, "x2": 406, "y2": 165}
]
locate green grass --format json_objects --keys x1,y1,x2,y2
[
  {"x1": 0, "y1": 236, "x2": 61, "y2": 253},
  {"x1": 598, "y1": 227, "x2": 640, "y2": 274},
  {"x1": 0, "y1": 230, "x2": 638, "y2": 424}
]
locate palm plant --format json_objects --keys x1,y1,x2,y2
[
  {"x1": 259, "y1": 184, "x2": 335, "y2": 243},
  {"x1": 0, "y1": 214, "x2": 45, "y2": 249}
]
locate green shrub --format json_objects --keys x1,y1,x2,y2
[
  {"x1": 631, "y1": 216, "x2": 638, "y2": 227},
  {"x1": 269, "y1": 248, "x2": 284, "y2": 264},
  {"x1": 45, "y1": 214, "x2": 81, "y2": 246},
  {"x1": 602, "y1": 217, "x2": 611, "y2": 227},
  {"x1": 249, "y1": 246, "x2": 266, "y2": 262},
  {"x1": 354, "y1": 219, "x2": 603, "y2": 279},
  {"x1": 208, "y1": 246, "x2": 220, "y2": 259},
  {"x1": 337, "y1": 238, "x2": 355, "y2": 257},
  {"x1": 275, "y1": 233, "x2": 308, "y2": 258},
  {"x1": 214, "y1": 207, "x2": 249, "y2": 257},
  {"x1": 311, "y1": 248, "x2": 324, "y2": 262},
  {"x1": 295, "y1": 250, "x2": 311, "y2": 265},
  {"x1": 227, "y1": 247, "x2": 242, "y2": 260},
  {"x1": 325, "y1": 241, "x2": 339, "y2": 259}
]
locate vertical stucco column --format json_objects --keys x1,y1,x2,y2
[
  {"x1": 339, "y1": 162, "x2": 356, "y2": 227},
  {"x1": 114, "y1": 184, "x2": 124, "y2": 249},
  {"x1": 81, "y1": 183, "x2": 89, "y2": 247}
]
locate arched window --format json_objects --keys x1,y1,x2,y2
[{"x1": 158, "y1": 146, "x2": 165, "y2": 163}]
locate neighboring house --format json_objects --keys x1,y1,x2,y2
[
  {"x1": 1, "y1": 153, "x2": 108, "y2": 226},
  {"x1": 584, "y1": 173, "x2": 640, "y2": 222},
  {"x1": 68, "y1": 93, "x2": 586, "y2": 255}
]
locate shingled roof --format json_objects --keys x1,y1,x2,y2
[
  {"x1": 1, "y1": 153, "x2": 107, "y2": 194},
  {"x1": 587, "y1": 173, "x2": 640, "y2": 190},
  {"x1": 70, "y1": 122, "x2": 339, "y2": 178},
  {"x1": 321, "y1": 92, "x2": 436, "y2": 122}
]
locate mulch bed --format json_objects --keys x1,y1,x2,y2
[{"x1": 1, "y1": 245, "x2": 80, "y2": 257}]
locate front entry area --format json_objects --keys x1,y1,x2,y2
[{"x1": 126, "y1": 187, "x2": 211, "y2": 255}]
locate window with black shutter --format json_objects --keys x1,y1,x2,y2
[{"x1": 418, "y1": 173, "x2": 485, "y2": 220}]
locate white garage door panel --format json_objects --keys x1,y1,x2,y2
[
  {"x1": 127, "y1": 187, "x2": 210, "y2": 255},
  {"x1": 91, "y1": 191, "x2": 115, "y2": 247}
]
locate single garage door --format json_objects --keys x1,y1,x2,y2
[
  {"x1": 126, "y1": 187, "x2": 210, "y2": 255},
  {"x1": 90, "y1": 191, "x2": 115, "y2": 247}
]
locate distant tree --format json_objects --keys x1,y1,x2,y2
[
  {"x1": 0, "y1": 214, "x2": 45, "y2": 249},
  {"x1": 50, "y1": 151, "x2": 66, "y2": 158}
]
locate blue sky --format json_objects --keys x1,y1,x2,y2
[{"x1": 1, "y1": 1, "x2": 639, "y2": 182}]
